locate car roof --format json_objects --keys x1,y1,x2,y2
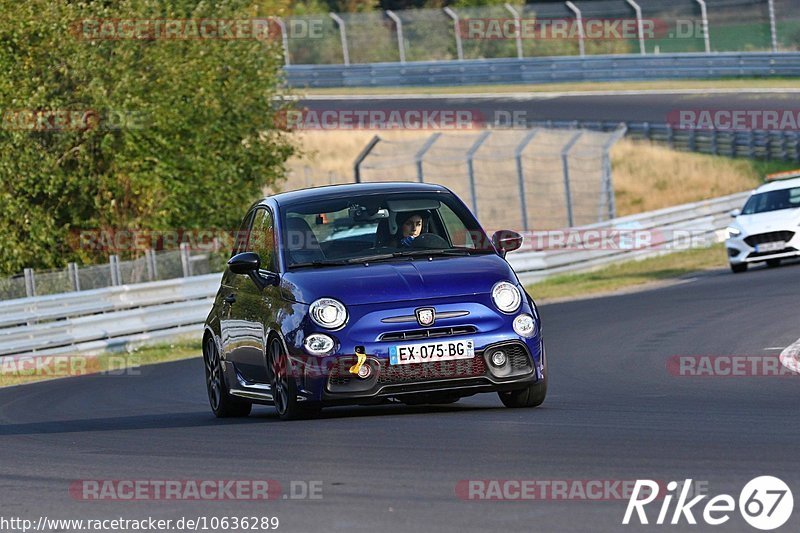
[
  {"x1": 266, "y1": 182, "x2": 451, "y2": 207},
  {"x1": 755, "y1": 176, "x2": 800, "y2": 193}
]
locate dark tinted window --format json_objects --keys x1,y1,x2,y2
[{"x1": 742, "y1": 187, "x2": 800, "y2": 214}]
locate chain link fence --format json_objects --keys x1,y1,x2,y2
[
  {"x1": 353, "y1": 127, "x2": 627, "y2": 231},
  {"x1": 280, "y1": 0, "x2": 800, "y2": 65},
  {"x1": 1, "y1": 245, "x2": 228, "y2": 301}
]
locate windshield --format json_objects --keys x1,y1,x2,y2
[
  {"x1": 280, "y1": 191, "x2": 495, "y2": 268},
  {"x1": 741, "y1": 187, "x2": 800, "y2": 215}
]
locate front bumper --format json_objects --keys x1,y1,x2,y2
[
  {"x1": 726, "y1": 231, "x2": 800, "y2": 264},
  {"x1": 293, "y1": 337, "x2": 542, "y2": 404}
]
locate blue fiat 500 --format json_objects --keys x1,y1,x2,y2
[{"x1": 203, "y1": 182, "x2": 546, "y2": 420}]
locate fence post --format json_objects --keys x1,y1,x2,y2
[
  {"x1": 23, "y1": 268, "x2": 36, "y2": 298},
  {"x1": 504, "y1": 3, "x2": 524, "y2": 59},
  {"x1": 768, "y1": 0, "x2": 778, "y2": 52},
  {"x1": 68, "y1": 262, "x2": 81, "y2": 291},
  {"x1": 386, "y1": 10, "x2": 406, "y2": 63},
  {"x1": 109, "y1": 255, "x2": 121, "y2": 286},
  {"x1": 145, "y1": 249, "x2": 158, "y2": 281},
  {"x1": 466, "y1": 131, "x2": 492, "y2": 217},
  {"x1": 353, "y1": 135, "x2": 381, "y2": 183},
  {"x1": 443, "y1": 7, "x2": 464, "y2": 61},
  {"x1": 180, "y1": 242, "x2": 193, "y2": 277},
  {"x1": 601, "y1": 124, "x2": 627, "y2": 221},
  {"x1": 514, "y1": 129, "x2": 540, "y2": 232},
  {"x1": 329, "y1": 13, "x2": 350, "y2": 66},
  {"x1": 625, "y1": 0, "x2": 646, "y2": 55},
  {"x1": 565, "y1": 2, "x2": 586, "y2": 57},
  {"x1": 695, "y1": 0, "x2": 711, "y2": 53},
  {"x1": 273, "y1": 17, "x2": 291, "y2": 66},
  {"x1": 561, "y1": 131, "x2": 584, "y2": 227},
  {"x1": 415, "y1": 133, "x2": 442, "y2": 183}
]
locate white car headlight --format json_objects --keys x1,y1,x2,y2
[
  {"x1": 492, "y1": 281, "x2": 522, "y2": 313},
  {"x1": 309, "y1": 298, "x2": 348, "y2": 330},
  {"x1": 725, "y1": 227, "x2": 741, "y2": 239}
]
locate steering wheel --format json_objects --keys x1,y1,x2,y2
[{"x1": 411, "y1": 233, "x2": 450, "y2": 249}]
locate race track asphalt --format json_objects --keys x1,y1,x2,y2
[
  {"x1": 1, "y1": 259, "x2": 799, "y2": 532},
  {"x1": 299, "y1": 91, "x2": 800, "y2": 126}
]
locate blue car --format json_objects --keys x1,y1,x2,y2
[{"x1": 203, "y1": 182, "x2": 546, "y2": 420}]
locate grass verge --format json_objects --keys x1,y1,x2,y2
[
  {"x1": 301, "y1": 78, "x2": 800, "y2": 96},
  {"x1": 526, "y1": 244, "x2": 727, "y2": 302},
  {"x1": 0, "y1": 337, "x2": 202, "y2": 388}
]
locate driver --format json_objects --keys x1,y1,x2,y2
[{"x1": 396, "y1": 211, "x2": 426, "y2": 247}]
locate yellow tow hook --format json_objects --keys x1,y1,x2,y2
[{"x1": 349, "y1": 346, "x2": 367, "y2": 375}]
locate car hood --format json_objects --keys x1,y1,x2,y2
[
  {"x1": 735, "y1": 208, "x2": 800, "y2": 235},
  {"x1": 281, "y1": 254, "x2": 517, "y2": 305}
]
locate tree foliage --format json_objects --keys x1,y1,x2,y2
[{"x1": 0, "y1": 0, "x2": 295, "y2": 274}]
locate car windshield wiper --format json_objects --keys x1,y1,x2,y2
[
  {"x1": 349, "y1": 249, "x2": 481, "y2": 263},
  {"x1": 289, "y1": 259, "x2": 354, "y2": 269}
]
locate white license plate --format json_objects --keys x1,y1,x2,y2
[
  {"x1": 389, "y1": 339, "x2": 475, "y2": 366},
  {"x1": 756, "y1": 241, "x2": 785, "y2": 253}
]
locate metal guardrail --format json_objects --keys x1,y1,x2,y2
[
  {"x1": 526, "y1": 121, "x2": 800, "y2": 162},
  {"x1": 285, "y1": 52, "x2": 800, "y2": 88},
  {"x1": 0, "y1": 274, "x2": 220, "y2": 357},
  {"x1": 0, "y1": 192, "x2": 751, "y2": 355},
  {"x1": 509, "y1": 191, "x2": 749, "y2": 283}
]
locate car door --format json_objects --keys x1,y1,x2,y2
[{"x1": 223, "y1": 206, "x2": 279, "y2": 383}]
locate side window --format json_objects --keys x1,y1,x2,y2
[
  {"x1": 251, "y1": 208, "x2": 276, "y2": 272},
  {"x1": 232, "y1": 210, "x2": 255, "y2": 257},
  {"x1": 439, "y1": 203, "x2": 476, "y2": 249}
]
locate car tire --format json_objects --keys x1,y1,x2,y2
[
  {"x1": 499, "y1": 348, "x2": 547, "y2": 408},
  {"x1": 268, "y1": 337, "x2": 320, "y2": 421},
  {"x1": 204, "y1": 335, "x2": 252, "y2": 418},
  {"x1": 730, "y1": 263, "x2": 748, "y2": 274},
  {"x1": 766, "y1": 259, "x2": 781, "y2": 268}
]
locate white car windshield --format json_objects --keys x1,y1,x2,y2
[{"x1": 741, "y1": 187, "x2": 800, "y2": 214}]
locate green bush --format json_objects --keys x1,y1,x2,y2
[{"x1": 0, "y1": 0, "x2": 295, "y2": 275}]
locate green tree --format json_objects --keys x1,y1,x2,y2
[{"x1": 0, "y1": 0, "x2": 295, "y2": 274}]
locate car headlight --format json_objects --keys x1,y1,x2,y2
[
  {"x1": 492, "y1": 281, "x2": 522, "y2": 313},
  {"x1": 309, "y1": 298, "x2": 348, "y2": 330},
  {"x1": 726, "y1": 227, "x2": 741, "y2": 239},
  {"x1": 304, "y1": 333, "x2": 335, "y2": 356},
  {"x1": 513, "y1": 314, "x2": 537, "y2": 338}
]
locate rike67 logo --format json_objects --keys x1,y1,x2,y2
[{"x1": 623, "y1": 477, "x2": 793, "y2": 530}]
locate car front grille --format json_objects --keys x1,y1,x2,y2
[
  {"x1": 505, "y1": 343, "x2": 533, "y2": 372},
  {"x1": 327, "y1": 355, "x2": 486, "y2": 387},
  {"x1": 379, "y1": 326, "x2": 478, "y2": 342},
  {"x1": 744, "y1": 231, "x2": 795, "y2": 247}
]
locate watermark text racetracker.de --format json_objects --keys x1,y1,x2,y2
[
  {"x1": 667, "y1": 355, "x2": 800, "y2": 377},
  {"x1": 69, "y1": 479, "x2": 322, "y2": 501},
  {"x1": 455, "y1": 479, "x2": 707, "y2": 501}
]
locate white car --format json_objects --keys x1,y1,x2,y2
[{"x1": 726, "y1": 171, "x2": 800, "y2": 273}]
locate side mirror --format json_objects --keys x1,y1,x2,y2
[
  {"x1": 228, "y1": 252, "x2": 260, "y2": 274},
  {"x1": 492, "y1": 230, "x2": 523, "y2": 257},
  {"x1": 228, "y1": 252, "x2": 279, "y2": 289},
  {"x1": 729, "y1": 209, "x2": 741, "y2": 218}
]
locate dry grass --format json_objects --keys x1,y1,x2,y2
[
  {"x1": 280, "y1": 131, "x2": 773, "y2": 218},
  {"x1": 611, "y1": 139, "x2": 763, "y2": 215}
]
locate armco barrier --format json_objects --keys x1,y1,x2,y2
[
  {"x1": 285, "y1": 52, "x2": 800, "y2": 88},
  {"x1": 0, "y1": 192, "x2": 752, "y2": 356},
  {"x1": 0, "y1": 274, "x2": 221, "y2": 357},
  {"x1": 508, "y1": 191, "x2": 749, "y2": 284}
]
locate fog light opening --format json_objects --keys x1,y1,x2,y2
[{"x1": 491, "y1": 350, "x2": 507, "y2": 367}]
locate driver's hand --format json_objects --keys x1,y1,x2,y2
[{"x1": 400, "y1": 235, "x2": 415, "y2": 247}]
